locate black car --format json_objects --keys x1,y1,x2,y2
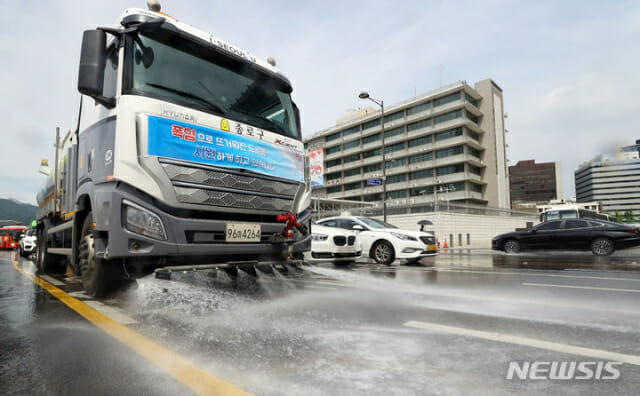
[{"x1": 492, "y1": 219, "x2": 640, "y2": 256}]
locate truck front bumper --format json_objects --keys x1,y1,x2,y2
[{"x1": 94, "y1": 184, "x2": 311, "y2": 265}]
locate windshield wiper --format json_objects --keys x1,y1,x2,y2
[
  {"x1": 229, "y1": 107, "x2": 288, "y2": 135},
  {"x1": 146, "y1": 83, "x2": 226, "y2": 115}
]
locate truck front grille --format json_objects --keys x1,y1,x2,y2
[
  {"x1": 161, "y1": 160, "x2": 299, "y2": 212},
  {"x1": 174, "y1": 186, "x2": 293, "y2": 212}
]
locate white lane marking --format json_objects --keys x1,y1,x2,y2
[
  {"x1": 68, "y1": 291, "x2": 91, "y2": 299},
  {"x1": 437, "y1": 268, "x2": 640, "y2": 282},
  {"x1": 84, "y1": 300, "x2": 138, "y2": 325},
  {"x1": 522, "y1": 282, "x2": 640, "y2": 294},
  {"x1": 39, "y1": 275, "x2": 65, "y2": 286},
  {"x1": 404, "y1": 320, "x2": 640, "y2": 366}
]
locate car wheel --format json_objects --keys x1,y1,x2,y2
[
  {"x1": 371, "y1": 240, "x2": 395, "y2": 265},
  {"x1": 78, "y1": 212, "x2": 122, "y2": 297},
  {"x1": 503, "y1": 239, "x2": 520, "y2": 254},
  {"x1": 591, "y1": 237, "x2": 614, "y2": 256}
]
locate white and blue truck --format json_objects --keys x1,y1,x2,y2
[{"x1": 36, "y1": 3, "x2": 311, "y2": 297}]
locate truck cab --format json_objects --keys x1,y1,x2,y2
[{"x1": 36, "y1": 6, "x2": 311, "y2": 296}]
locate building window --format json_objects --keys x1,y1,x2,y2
[
  {"x1": 386, "y1": 158, "x2": 406, "y2": 169},
  {"x1": 407, "y1": 101, "x2": 431, "y2": 115},
  {"x1": 409, "y1": 152, "x2": 433, "y2": 164},
  {"x1": 434, "y1": 109, "x2": 462, "y2": 124},
  {"x1": 326, "y1": 158, "x2": 341, "y2": 167},
  {"x1": 362, "y1": 118, "x2": 381, "y2": 130},
  {"x1": 363, "y1": 148, "x2": 381, "y2": 159},
  {"x1": 343, "y1": 139, "x2": 360, "y2": 150},
  {"x1": 469, "y1": 182, "x2": 482, "y2": 192},
  {"x1": 342, "y1": 125, "x2": 360, "y2": 137},
  {"x1": 343, "y1": 153, "x2": 360, "y2": 163},
  {"x1": 408, "y1": 135, "x2": 432, "y2": 147},
  {"x1": 410, "y1": 186, "x2": 434, "y2": 196},
  {"x1": 387, "y1": 173, "x2": 407, "y2": 184},
  {"x1": 407, "y1": 118, "x2": 432, "y2": 132},
  {"x1": 387, "y1": 190, "x2": 407, "y2": 199},
  {"x1": 326, "y1": 172, "x2": 341, "y2": 181},
  {"x1": 384, "y1": 142, "x2": 405, "y2": 154},
  {"x1": 465, "y1": 110, "x2": 479, "y2": 124},
  {"x1": 327, "y1": 186, "x2": 341, "y2": 194},
  {"x1": 410, "y1": 169, "x2": 434, "y2": 180},
  {"x1": 467, "y1": 129, "x2": 480, "y2": 141},
  {"x1": 363, "y1": 133, "x2": 381, "y2": 144},
  {"x1": 468, "y1": 147, "x2": 481, "y2": 158},
  {"x1": 435, "y1": 127, "x2": 463, "y2": 141},
  {"x1": 326, "y1": 145, "x2": 341, "y2": 155},
  {"x1": 465, "y1": 92, "x2": 479, "y2": 107},
  {"x1": 304, "y1": 142, "x2": 309, "y2": 149},
  {"x1": 436, "y1": 145, "x2": 464, "y2": 159},
  {"x1": 383, "y1": 111, "x2": 404, "y2": 123},
  {"x1": 436, "y1": 164, "x2": 464, "y2": 176},
  {"x1": 326, "y1": 132, "x2": 341, "y2": 142},
  {"x1": 363, "y1": 193, "x2": 383, "y2": 202},
  {"x1": 344, "y1": 182, "x2": 361, "y2": 191},
  {"x1": 344, "y1": 167, "x2": 361, "y2": 177},
  {"x1": 384, "y1": 126, "x2": 404, "y2": 139},
  {"x1": 469, "y1": 165, "x2": 482, "y2": 175},
  {"x1": 434, "y1": 91, "x2": 461, "y2": 107},
  {"x1": 363, "y1": 163, "x2": 381, "y2": 173}
]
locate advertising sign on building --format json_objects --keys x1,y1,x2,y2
[{"x1": 308, "y1": 148, "x2": 324, "y2": 188}]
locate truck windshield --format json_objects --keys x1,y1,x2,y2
[{"x1": 129, "y1": 32, "x2": 299, "y2": 139}]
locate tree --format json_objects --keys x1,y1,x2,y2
[{"x1": 623, "y1": 211, "x2": 634, "y2": 223}]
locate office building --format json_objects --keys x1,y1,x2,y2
[
  {"x1": 509, "y1": 160, "x2": 562, "y2": 206},
  {"x1": 575, "y1": 140, "x2": 640, "y2": 218},
  {"x1": 304, "y1": 79, "x2": 510, "y2": 209}
]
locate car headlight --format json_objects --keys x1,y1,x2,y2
[
  {"x1": 123, "y1": 200, "x2": 167, "y2": 241},
  {"x1": 391, "y1": 232, "x2": 417, "y2": 241},
  {"x1": 312, "y1": 233, "x2": 328, "y2": 241}
]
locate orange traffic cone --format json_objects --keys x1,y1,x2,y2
[{"x1": 443, "y1": 237, "x2": 449, "y2": 250}]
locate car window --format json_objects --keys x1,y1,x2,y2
[
  {"x1": 564, "y1": 219, "x2": 589, "y2": 229},
  {"x1": 535, "y1": 221, "x2": 561, "y2": 231},
  {"x1": 589, "y1": 221, "x2": 604, "y2": 227},
  {"x1": 318, "y1": 220, "x2": 338, "y2": 228},
  {"x1": 337, "y1": 219, "x2": 360, "y2": 230}
]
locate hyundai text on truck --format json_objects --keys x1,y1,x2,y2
[{"x1": 36, "y1": 4, "x2": 311, "y2": 297}]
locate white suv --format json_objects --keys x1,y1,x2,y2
[
  {"x1": 317, "y1": 216, "x2": 437, "y2": 265},
  {"x1": 19, "y1": 229, "x2": 37, "y2": 258}
]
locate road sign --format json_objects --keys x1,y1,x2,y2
[{"x1": 366, "y1": 178, "x2": 382, "y2": 186}]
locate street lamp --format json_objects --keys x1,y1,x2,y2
[{"x1": 359, "y1": 91, "x2": 387, "y2": 222}]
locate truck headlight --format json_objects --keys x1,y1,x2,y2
[
  {"x1": 312, "y1": 233, "x2": 328, "y2": 241},
  {"x1": 391, "y1": 232, "x2": 417, "y2": 241},
  {"x1": 123, "y1": 200, "x2": 167, "y2": 241}
]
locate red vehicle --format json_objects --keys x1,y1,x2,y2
[{"x1": 0, "y1": 226, "x2": 27, "y2": 249}]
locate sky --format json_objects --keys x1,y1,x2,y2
[{"x1": 0, "y1": 0, "x2": 638, "y2": 204}]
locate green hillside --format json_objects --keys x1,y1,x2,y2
[{"x1": 0, "y1": 199, "x2": 38, "y2": 226}]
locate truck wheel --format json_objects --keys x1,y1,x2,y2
[
  {"x1": 36, "y1": 219, "x2": 62, "y2": 273},
  {"x1": 78, "y1": 213, "x2": 122, "y2": 297},
  {"x1": 591, "y1": 237, "x2": 614, "y2": 256},
  {"x1": 371, "y1": 240, "x2": 395, "y2": 265}
]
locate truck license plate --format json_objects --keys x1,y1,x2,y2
[{"x1": 225, "y1": 223, "x2": 261, "y2": 242}]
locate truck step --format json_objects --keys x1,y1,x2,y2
[
  {"x1": 48, "y1": 221, "x2": 73, "y2": 234},
  {"x1": 47, "y1": 248, "x2": 73, "y2": 256}
]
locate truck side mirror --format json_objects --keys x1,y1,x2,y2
[
  {"x1": 39, "y1": 158, "x2": 51, "y2": 176},
  {"x1": 78, "y1": 29, "x2": 107, "y2": 98}
]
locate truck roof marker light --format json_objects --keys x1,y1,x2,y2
[{"x1": 107, "y1": 175, "x2": 114, "y2": 181}]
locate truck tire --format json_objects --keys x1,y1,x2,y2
[
  {"x1": 36, "y1": 219, "x2": 62, "y2": 273},
  {"x1": 78, "y1": 212, "x2": 122, "y2": 297}
]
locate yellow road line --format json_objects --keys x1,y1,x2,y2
[{"x1": 12, "y1": 260, "x2": 250, "y2": 396}]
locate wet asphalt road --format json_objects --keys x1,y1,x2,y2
[{"x1": 1, "y1": 248, "x2": 640, "y2": 395}]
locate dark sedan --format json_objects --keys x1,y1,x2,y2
[{"x1": 492, "y1": 219, "x2": 640, "y2": 256}]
